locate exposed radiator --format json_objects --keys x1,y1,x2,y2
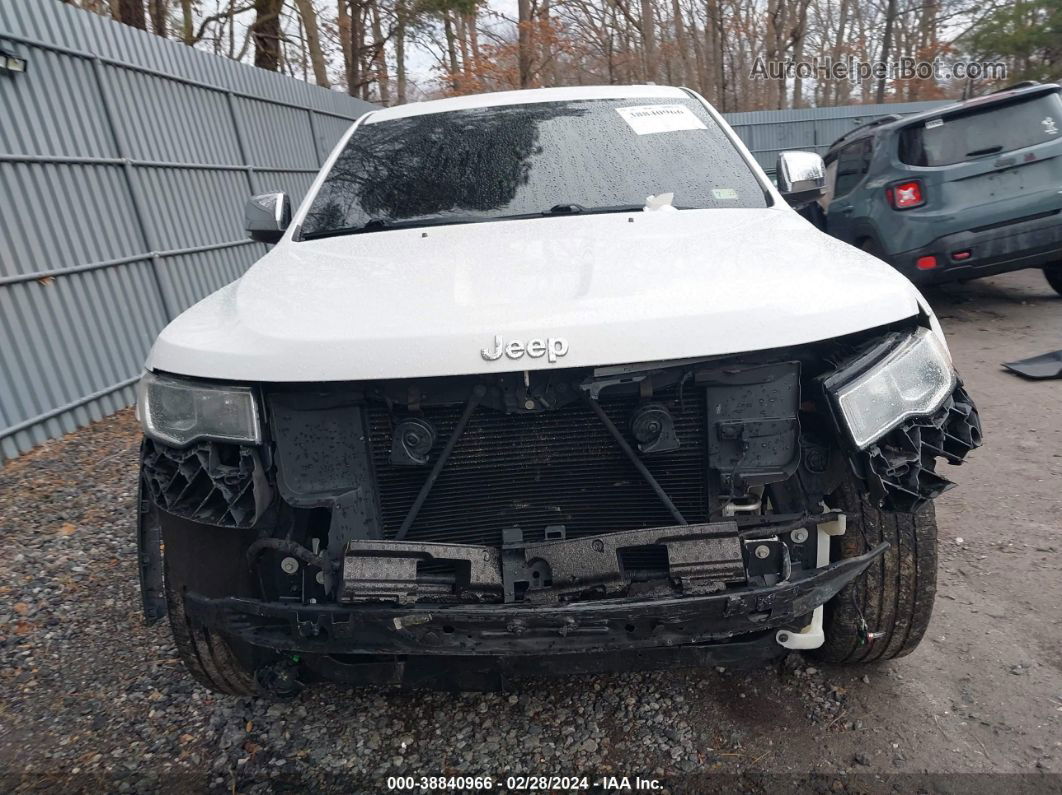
[{"x1": 366, "y1": 387, "x2": 709, "y2": 546}]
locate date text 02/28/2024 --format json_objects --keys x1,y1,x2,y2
[{"x1": 385, "y1": 775, "x2": 663, "y2": 790}]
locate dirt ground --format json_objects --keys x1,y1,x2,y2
[{"x1": 0, "y1": 269, "x2": 1060, "y2": 793}]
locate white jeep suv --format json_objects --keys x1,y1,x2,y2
[{"x1": 135, "y1": 86, "x2": 981, "y2": 694}]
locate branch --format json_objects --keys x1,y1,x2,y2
[{"x1": 193, "y1": 3, "x2": 256, "y2": 45}]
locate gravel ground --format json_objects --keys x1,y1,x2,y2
[{"x1": 1, "y1": 269, "x2": 1061, "y2": 793}]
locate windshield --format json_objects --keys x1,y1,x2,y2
[
  {"x1": 899, "y1": 92, "x2": 1062, "y2": 167},
  {"x1": 300, "y1": 97, "x2": 767, "y2": 238}
]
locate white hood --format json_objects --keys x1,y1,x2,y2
[{"x1": 146, "y1": 207, "x2": 925, "y2": 382}]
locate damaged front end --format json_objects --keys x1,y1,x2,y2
[{"x1": 138, "y1": 319, "x2": 980, "y2": 686}]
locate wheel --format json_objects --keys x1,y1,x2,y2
[
  {"x1": 859, "y1": 237, "x2": 886, "y2": 260},
  {"x1": 1044, "y1": 263, "x2": 1062, "y2": 296},
  {"x1": 813, "y1": 473, "x2": 937, "y2": 663},
  {"x1": 165, "y1": 559, "x2": 258, "y2": 696}
]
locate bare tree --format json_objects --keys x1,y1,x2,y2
[
  {"x1": 75, "y1": 0, "x2": 996, "y2": 110},
  {"x1": 180, "y1": 0, "x2": 194, "y2": 43},
  {"x1": 518, "y1": 0, "x2": 533, "y2": 87},
  {"x1": 111, "y1": 0, "x2": 147, "y2": 28},
  {"x1": 148, "y1": 0, "x2": 167, "y2": 35},
  {"x1": 370, "y1": 0, "x2": 391, "y2": 102},
  {"x1": 876, "y1": 0, "x2": 898, "y2": 101},
  {"x1": 252, "y1": 0, "x2": 283, "y2": 70},
  {"x1": 789, "y1": 0, "x2": 812, "y2": 107},
  {"x1": 395, "y1": 0, "x2": 408, "y2": 102},
  {"x1": 640, "y1": 0, "x2": 657, "y2": 81},
  {"x1": 294, "y1": 0, "x2": 331, "y2": 86}
]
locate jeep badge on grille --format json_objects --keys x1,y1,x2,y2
[{"x1": 481, "y1": 335, "x2": 569, "y2": 362}]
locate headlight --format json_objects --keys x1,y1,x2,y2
[
  {"x1": 832, "y1": 328, "x2": 954, "y2": 449},
  {"x1": 136, "y1": 372, "x2": 261, "y2": 447}
]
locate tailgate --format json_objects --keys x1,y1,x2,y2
[{"x1": 900, "y1": 88, "x2": 1062, "y2": 221}]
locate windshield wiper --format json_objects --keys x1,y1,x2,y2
[
  {"x1": 489, "y1": 203, "x2": 686, "y2": 223},
  {"x1": 540, "y1": 203, "x2": 668, "y2": 216},
  {"x1": 301, "y1": 203, "x2": 692, "y2": 240},
  {"x1": 300, "y1": 215, "x2": 486, "y2": 240}
]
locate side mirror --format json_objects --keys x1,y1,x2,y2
[
  {"x1": 776, "y1": 151, "x2": 826, "y2": 208},
  {"x1": 245, "y1": 192, "x2": 291, "y2": 244}
]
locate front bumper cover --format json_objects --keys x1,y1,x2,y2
[{"x1": 182, "y1": 543, "x2": 886, "y2": 656}]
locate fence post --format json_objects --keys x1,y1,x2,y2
[
  {"x1": 89, "y1": 56, "x2": 176, "y2": 320},
  {"x1": 307, "y1": 109, "x2": 323, "y2": 165},
  {"x1": 226, "y1": 91, "x2": 257, "y2": 196}
]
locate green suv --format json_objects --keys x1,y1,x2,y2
[{"x1": 819, "y1": 82, "x2": 1062, "y2": 295}]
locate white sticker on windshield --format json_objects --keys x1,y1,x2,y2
[
  {"x1": 712, "y1": 188, "x2": 738, "y2": 200},
  {"x1": 925, "y1": 118, "x2": 944, "y2": 129},
  {"x1": 616, "y1": 105, "x2": 708, "y2": 135}
]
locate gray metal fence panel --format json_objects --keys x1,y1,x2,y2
[
  {"x1": 0, "y1": 0, "x2": 373, "y2": 462},
  {"x1": 724, "y1": 100, "x2": 949, "y2": 174}
]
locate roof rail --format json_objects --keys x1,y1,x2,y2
[
  {"x1": 827, "y1": 113, "x2": 904, "y2": 151},
  {"x1": 988, "y1": 80, "x2": 1040, "y2": 95}
]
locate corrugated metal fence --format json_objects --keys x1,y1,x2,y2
[
  {"x1": 725, "y1": 100, "x2": 948, "y2": 175},
  {"x1": 0, "y1": 0, "x2": 373, "y2": 462}
]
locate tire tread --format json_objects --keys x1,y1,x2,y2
[{"x1": 814, "y1": 475, "x2": 937, "y2": 664}]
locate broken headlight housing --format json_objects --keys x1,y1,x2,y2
[
  {"x1": 831, "y1": 328, "x2": 954, "y2": 449},
  {"x1": 136, "y1": 372, "x2": 261, "y2": 447}
]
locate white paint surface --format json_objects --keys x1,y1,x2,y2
[
  {"x1": 146, "y1": 86, "x2": 936, "y2": 384},
  {"x1": 146, "y1": 206, "x2": 926, "y2": 382}
]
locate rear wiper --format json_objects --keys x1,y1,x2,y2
[{"x1": 966, "y1": 145, "x2": 1003, "y2": 157}]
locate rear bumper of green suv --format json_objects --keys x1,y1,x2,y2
[{"x1": 893, "y1": 210, "x2": 1062, "y2": 285}]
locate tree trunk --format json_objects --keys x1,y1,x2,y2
[
  {"x1": 298, "y1": 12, "x2": 308, "y2": 79},
  {"x1": 539, "y1": 0, "x2": 555, "y2": 86},
  {"x1": 228, "y1": 0, "x2": 237, "y2": 57},
  {"x1": 253, "y1": 0, "x2": 283, "y2": 71},
  {"x1": 180, "y1": 0, "x2": 193, "y2": 43},
  {"x1": 148, "y1": 0, "x2": 167, "y2": 36},
  {"x1": 704, "y1": 0, "x2": 723, "y2": 108},
  {"x1": 671, "y1": 0, "x2": 692, "y2": 85},
  {"x1": 338, "y1": 0, "x2": 355, "y2": 94},
  {"x1": 517, "y1": 0, "x2": 532, "y2": 88},
  {"x1": 640, "y1": 0, "x2": 657, "y2": 82},
  {"x1": 456, "y1": 12, "x2": 472, "y2": 82},
  {"x1": 830, "y1": 0, "x2": 849, "y2": 104},
  {"x1": 443, "y1": 11, "x2": 460, "y2": 90},
  {"x1": 114, "y1": 0, "x2": 147, "y2": 29},
  {"x1": 717, "y1": 0, "x2": 728, "y2": 111},
  {"x1": 294, "y1": 0, "x2": 330, "y2": 87},
  {"x1": 395, "y1": 0, "x2": 407, "y2": 104},
  {"x1": 689, "y1": 13, "x2": 707, "y2": 95},
  {"x1": 468, "y1": 8, "x2": 481, "y2": 64},
  {"x1": 876, "y1": 0, "x2": 897, "y2": 103},
  {"x1": 765, "y1": 0, "x2": 787, "y2": 108},
  {"x1": 790, "y1": 0, "x2": 811, "y2": 108},
  {"x1": 370, "y1": 0, "x2": 390, "y2": 103},
  {"x1": 356, "y1": 4, "x2": 371, "y2": 100}
]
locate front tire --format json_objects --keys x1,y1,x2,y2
[
  {"x1": 165, "y1": 563, "x2": 258, "y2": 696},
  {"x1": 814, "y1": 474, "x2": 938, "y2": 663},
  {"x1": 1044, "y1": 263, "x2": 1062, "y2": 296}
]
